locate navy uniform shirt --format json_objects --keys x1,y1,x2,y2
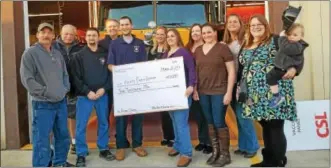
[{"x1": 107, "y1": 36, "x2": 147, "y2": 66}]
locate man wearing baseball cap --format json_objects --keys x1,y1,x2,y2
[{"x1": 20, "y1": 22, "x2": 74, "y2": 167}]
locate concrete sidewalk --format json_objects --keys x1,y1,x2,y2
[{"x1": 1, "y1": 147, "x2": 329, "y2": 167}]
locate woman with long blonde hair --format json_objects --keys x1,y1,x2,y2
[
  {"x1": 147, "y1": 26, "x2": 174, "y2": 147},
  {"x1": 148, "y1": 26, "x2": 168, "y2": 60}
]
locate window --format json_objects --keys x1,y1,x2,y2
[
  {"x1": 156, "y1": 2, "x2": 207, "y2": 27},
  {"x1": 105, "y1": 1, "x2": 153, "y2": 29}
]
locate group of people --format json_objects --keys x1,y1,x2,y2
[{"x1": 20, "y1": 13, "x2": 308, "y2": 167}]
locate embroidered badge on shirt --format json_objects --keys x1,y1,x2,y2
[
  {"x1": 99, "y1": 57, "x2": 105, "y2": 65},
  {"x1": 133, "y1": 45, "x2": 140, "y2": 53}
]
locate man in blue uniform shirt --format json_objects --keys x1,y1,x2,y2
[{"x1": 107, "y1": 16, "x2": 148, "y2": 161}]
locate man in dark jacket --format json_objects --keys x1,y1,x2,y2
[
  {"x1": 71, "y1": 28, "x2": 115, "y2": 167},
  {"x1": 99, "y1": 19, "x2": 119, "y2": 51},
  {"x1": 98, "y1": 19, "x2": 119, "y2": 135},
  {"x1": 53, "y1": 24, "x2": 84, "y2": 155},
  {"x1": 20, "y1": 22, "x2": 74, "y2": 167}
]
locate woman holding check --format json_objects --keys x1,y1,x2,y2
[{"x1": 162, "y1": 28, "x2": 196, "y2": 167}]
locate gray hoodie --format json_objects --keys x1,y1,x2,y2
[
  {"x1": 20, "y1": 42, "x2": 70, "y2": 102},
  {"x1": 274, "y1": 36, "x2": 309, "y2": 74}
]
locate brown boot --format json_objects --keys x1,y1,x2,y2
[
  {"x1": 115, "y1": 149, "x2": 125, "y2": 161},
  {"x1": 206, "y1": 125, "x2": 220, "y2": 165},
  {"x1": 132, "y1": 146, "x2": 148, "y2": 157},
  {"x1": 177, "y1": 156, "x2": 192, "y2": 167},
  {"x1": 212, "y1": 128, "x2": 231, "y2": 167}
]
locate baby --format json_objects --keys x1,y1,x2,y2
[{"x1": 267, "y1": 23, "x2": 309, "y2": 108}]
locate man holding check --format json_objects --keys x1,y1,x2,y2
[
  {"x1": 107, "y1": 16, "x2": 148, "y2": 161},
  {"x1": 71, "y1": 27, "x2": 115, "y2": 167}
]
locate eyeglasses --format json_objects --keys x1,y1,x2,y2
[{"x1": 250, "y1": 24, "x2": 264, "y2": 28}]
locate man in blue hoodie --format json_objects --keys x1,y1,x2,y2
[{"x1": 20, "y1": 22, "x2": 74, "y2": 167}]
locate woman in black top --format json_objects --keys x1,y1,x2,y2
[
  {"x1": 147, "y1": 26, "x2": 174, "y2": 147},
  {"x1": 186, "y1": 23, "x2": 212, "y2": 154}
]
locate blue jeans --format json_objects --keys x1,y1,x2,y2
[
  {"x1": 199, "y1": 94, "x2": 227, "y2": 128},
  {"x1": 116, "y1": 114, "x2": 144, "y2": 149},
  {"x1": 235, "y1": 103, "x2": 260, "y2": 154},
  {"x1": 31, "y1": 99, "x2": 70, "y2": 167},
  {"x1": 75, "y1": 94, "x2": 109, "y2": 156},
  {"x1": 168, "y1": 97, "x2": 193, "y2": 157}
]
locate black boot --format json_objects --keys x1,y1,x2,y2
[
  {"x1": 250, "y1": 148, "x2": 273, "y2": 167},
  {"x1": 48, "y1": 149, "x2": 54, "y2": 167},
  {"x1": 282, "y1": 156, "x2": 287, "y2": 166},
  {"x1": 271, "y1": 156, "x2": 288, "y2": 167},
  {"x1": 206, "y1": 125, "x2": 219, "y2": 165},
  {"x1": 212, "y1": 128, "x2": 231, "y2": 167}
]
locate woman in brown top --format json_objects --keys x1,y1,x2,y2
[
  {"x1": 193, "y1": 23, "x2": 236, "y2": 167},
  {"x1": 223, "y1": 14, "x2": 259, "y2": 158},
  {"x1": 186, "y1": 23, "x2": 212, "y2": 154}
]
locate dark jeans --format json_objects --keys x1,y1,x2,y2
[
  {"x1": 32, "y1": 99, "x2": 70, "y2": 167},
  {"x1": 190, "y1": 100, "x2": 210, "y2": 145},
  {"x1": 161, "y1": 112, "x2": 174, "y2": 140},
  {"x1": 259, "y1": 119, "x2": 287, "y2": 161},
  {"x1": 116, "y1": 114, "x2": 144, "y2": 149},
  {"x1": 199, "y1": 94, "x2": 227, "y2": 128}
]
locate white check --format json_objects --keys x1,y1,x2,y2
[{"x1": 112, "y1": 57, "x2": 189, "y2": 117}]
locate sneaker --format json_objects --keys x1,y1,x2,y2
[
  {"x1": 167, "y1": 140, "x2": 174, "y2": 147},
  {"x1": 48, "y1": 149, "x2": 54, "y2": 167},
  {"x1": 244, "y1": 152, "x2": 257, "y2": 158},
  {"x1": 70, "y1": 144, "x2": 76, "y2": 154},
  {"x1": 76, "y1": 156, "x2": 86, "y2": 167},
  {"x1": 53, "y1": 162, "x2": 75, "y2": 167},
  {"x1": 99, "y1": 150, "x2": 116, "y2": 161},
  {"x1": 270, "y1": 94, "x2": 285, "y2": 108},
  {"x1": 194, "y1": 143, "x2": 205, "y2": 151},
  {"x1": 234, "y1": 149, "x2": 246, "y2": 155},
  {"x1": 202, "y1": 145, "x2": 212, "y2": 154},
  {"x1": 168, "y1": 148, "x2": 179, "y2": 157},
  {"x1": 160, "y1": 139, "x2": 168, "y2": 146}
]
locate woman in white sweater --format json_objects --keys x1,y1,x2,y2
[{"x1": 222, "y1": 14, "x2": 259, "y2": 158}]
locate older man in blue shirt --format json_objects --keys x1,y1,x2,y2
[{"x1": 107, "y1": 16, "x2": 148, "y2": 161}]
